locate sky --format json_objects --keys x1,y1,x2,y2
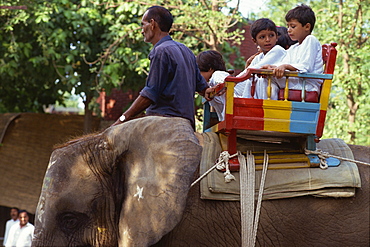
[{"x1": 228, "y1": 0, "x2": 268, "y2": 17}]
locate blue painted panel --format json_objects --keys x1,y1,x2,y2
[
  {"x1": 290, "y1": 102, "x2": 320, "y2": 134},
  {"x1": 298, "y1": 73, "x2": 333, "y2": 80}
]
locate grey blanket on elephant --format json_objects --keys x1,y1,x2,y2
[{"x1": 200, "y1": 133, "x2": 361, "y2": 201}]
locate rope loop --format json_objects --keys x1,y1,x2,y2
[
  {"x1": 215, "y1": 151, "x2": 237, "y2": 183},
  {"x1": 190, "y1": 151, "x2": 237, "y2": 187},
  {"x1": 305, "y1": 149, "x2": 329, "y2": 169},
  {"x1": 305, "y1": 148, "x2": 370, "y2": 168}
]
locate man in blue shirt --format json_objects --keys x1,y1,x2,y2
[{"x1": 113, "y1": 6, "x2": 212, "y2": 129}]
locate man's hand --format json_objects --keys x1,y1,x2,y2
[
  {"x1": 110, "y1": 95, "x2": 153, "y2": 128},
  {"x1": 204, "y1": 87, "x2": 216, "y2": 101},
  {"x1": 111, "y1": 116, "x2": 125, "y2": 126}
]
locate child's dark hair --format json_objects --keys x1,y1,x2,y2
[
  {"x1": 285, "y1": 4, "x2": 316, "y2": 32},
  {"x1": 196, "y1": 50, "x2": 226, "y2": 72},
  {"x1": 250, "y1": 18, "x2": 277, "y2": 40},
  {"x1": 276, "y1": 26, "x2": 297, "y2": 49}
]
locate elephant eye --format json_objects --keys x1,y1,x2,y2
[
  {"x1": 62, "y1": 214, "x2": 78, "y2": 228},
  {"x1": 56, "y1": 212, "x2": 90, "y2": 232}
]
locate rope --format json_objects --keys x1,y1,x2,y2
[
  {"x1": 239, "y1": 151, "x2": 252, "y2": 247},
  {"x1": 191, "y1": 151, "x2": 237, "y2": 187},
  {"x1": 216, "y1": 151, "x2": 238, "y2": 182},
  {"x1": 192, "y1": 149, "x2": 270, "y2": 247},
  {"x1": 192, "y1": 147, "x2": 370, "y2": 188},
  {"x1": 305, "y1": 149, "x2": 370, "y2": 167},
  {"x1": 253, "y1": 150, "x2": 269, "y2": 246},
  {"x1": 239, "y1": 150, "x2": 269, "y2": 247},
  {"x1": 190, "y1": 162, "x2": 218, "y2": 188}
]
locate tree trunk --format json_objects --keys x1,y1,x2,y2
[
  {"x1": 84, "y1": 94, "x2": 93, "y2": 134},
  {"x1": 346, "y1": 91, "x2": 359, "y2": 143}
]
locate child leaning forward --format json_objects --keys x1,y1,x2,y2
[{"x1": 196, "y1": 50, "x2": 229, "y2": 121}]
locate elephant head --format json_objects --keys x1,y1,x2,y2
[{"x1": 32, "y1": 116, "x2": 203, "y2": 247}]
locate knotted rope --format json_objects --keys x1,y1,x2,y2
[
  {"x1": 240, "y1": 150, "x2": 269, "y2": 247},
  {"x1": 305, "y1": 149, "x2": 370, "y2": 169},
  {"x1": 191, "y1": 149, "x2": 270, "y2": 247},
  {"x1": 215, "y1": 151, "x2": 238, "y2": 182},
  {"x1": 191, "y1": 151, "x2": 237, "y2": 187}
]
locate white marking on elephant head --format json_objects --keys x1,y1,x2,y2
[
  {"x1": 36, "y1": 196, "x2": 46, "y2": 225},
  {"x1": 133, "y1": 185, "x2": 144, "y2": 201},
  {"x1": 48, "y1": 159, "x2": 57, "y2": 169}
]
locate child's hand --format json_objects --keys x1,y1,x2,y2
[
  {"x1": 245, "y1": 51, "x2": 262, "y2": 68},
  {"x1": 273, "y1": 65, "x2": 287, "y2": 79}
]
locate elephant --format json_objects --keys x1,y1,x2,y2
[{"x1": 32, "y1": 116, "x2": 369, "y2": 247}]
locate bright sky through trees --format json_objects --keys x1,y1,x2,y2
[{"x1": 229, "y1": 0, "x2": 268, "y2": 17}]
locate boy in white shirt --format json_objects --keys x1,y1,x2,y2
[
  {"x1": 235, "y1": 18, "x2": 287, "y2": 99},
  {"x1": 261, "y1": 4, "x2": 323, "y2": 100}
]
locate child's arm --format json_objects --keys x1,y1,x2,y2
[
  {"x1": 263, "y1": 36, "x2": 322, "y2": 79},
  {"x1": 259, "y1": 64, "x2": 298, "y2": 78}
]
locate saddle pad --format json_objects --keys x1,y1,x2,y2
[{"x1": 199, "y1": 133, "x2": 361, "y2": 201}]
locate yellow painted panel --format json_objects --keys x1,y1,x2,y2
[
  {"x1": 225, "y1": 81, "x2": 234, "y2": 115},
  {"x1": 264, "y1": 119, "x2": 290, "y2": 132},
  {"x1": 319, "y1": 79, "x2": 332, "y2": 110},
  {"x1": 263, "y1": 100, "x2": 291, "y2": 132}
]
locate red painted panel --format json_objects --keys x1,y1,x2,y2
[
  {"x1": 316, "y1": 110, "x2": 327, "y2": 138},
  {"x1": 233, "y1": 98, "x2": 264, "y2": 130},
  {"x1": 233, "y1": 117, "x2": 265, "y2": 130}
]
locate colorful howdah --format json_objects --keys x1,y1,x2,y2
[{"x1": 203, "y1": 43, "x2": 338, "y2": 167}]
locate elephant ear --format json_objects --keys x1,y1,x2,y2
[{"x1": 106, "y1": 116, "x2": 202, "y2": 246}]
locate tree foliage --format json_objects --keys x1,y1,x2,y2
[
  {"x1": 0, "y1": 0, "x2": 245, "y2": 132},
  {"x1": 257, "y1": 0, "x2": 370, "y2": 145},
  {"x1": 0, "y1": 0, "x2": 62, "y2": 112}
]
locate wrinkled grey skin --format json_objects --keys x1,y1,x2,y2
[
  {"x1": 33, "y1": 116, "x2": 369, "y2": 247},
  {"x1": 32, "y1": 116, "x2": 202, "y2": 247}
]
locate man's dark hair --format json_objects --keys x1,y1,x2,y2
[
  {"x1": 18, "y1": 210, "x2": 29, "y2": 216},
  {"x1": 285, "y1": 4, "x2": 316, "y2": 32},
  {"x1": 145, "y1": 6, "x2": 173, "y2": 32},
  {"x1": 196, "y1": 50, "x2": 226, "y2": 72},
  {"x1": 10, "y1": 207, "x2": 19, "y2": 212},
  {"x1": 250, "y1": 18, "x2": 277, "y2": 40}
]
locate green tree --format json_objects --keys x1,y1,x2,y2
[
  {"x1": 0, "y1": 0, "x2": 245, "y2": 132},
  {"x1": 309, "y1": 0, "x2": 370, "y2": 145},
  {"x1": 0, "y1": 0, "x2": 63, "y2": 112}
]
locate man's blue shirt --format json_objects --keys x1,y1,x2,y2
[{"x1": 140, "y1": 36, "x2": 208, "y2": 127}]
